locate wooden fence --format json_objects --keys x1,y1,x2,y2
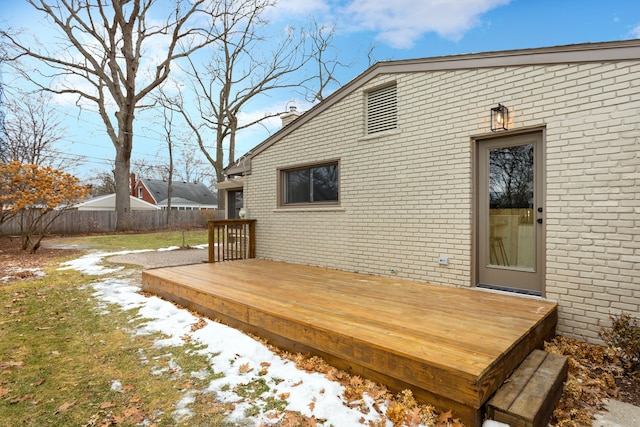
[{"x1": 0, "y1": 209, "x2": 223, "y2": 236}]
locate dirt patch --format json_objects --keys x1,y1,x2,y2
[
  {"x1": 0, "y1": 236, "x2": 83, "y2": 285},
  {"x1": 617, "y1": 373, "x2": 640, "y2": 405}
]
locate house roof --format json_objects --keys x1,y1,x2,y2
[
  {"x1": 225, "y1": 39, "x2": 640, "y2": 176},
  {"x1": 139, "y1": 179, "x2": 218, "y2": 206},
  {"x1": 156, "y1": 196, "x2": 217, "y2": 208},
  {"x1": 74, "y1": 194, "x2": 160, "y2": 211}
]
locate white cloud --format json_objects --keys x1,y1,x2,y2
[
  {"x1": 631, "y1": 24, "x2": 640, "y2": 39},
  {"x1": 341, "y1": 0, "x2": 511, "y2": 49},
  {"x1": 269, "y1": 0, "x2": 330, "y2": 19}
]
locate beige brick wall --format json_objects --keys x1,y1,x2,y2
[{"x1": 243, "y1": 61, "x2": 640, "y2": 343}]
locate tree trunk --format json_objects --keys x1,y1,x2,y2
[
  {"x1": 114, "y1": 157, "x2": 133, "y2": 231},
  {"x1": 166, "y1": 143, "x2": 173, "y2": 227},
  {"x1": 114, "y1": 103, "x2": 135, "y2": 231}
]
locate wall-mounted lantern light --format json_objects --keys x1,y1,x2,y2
[{"x1": 490, "y1": 103, "x2": 509, "y2": 132}]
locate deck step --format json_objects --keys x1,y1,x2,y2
[{"x1": 486, "y1": 349, "x2": 568, "y2": 427}]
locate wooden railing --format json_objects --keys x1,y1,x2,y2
[{"x1": 208, "y1": 219, "x2": 256, "y2": 262}]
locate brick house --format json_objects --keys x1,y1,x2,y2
[
  {"x1": 130, "y1": 174, "x2": 218, "y2": 210},
  {"x1": 221, "y1": 39, "x2": 640, "y2": 343}
]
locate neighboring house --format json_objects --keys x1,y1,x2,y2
[
  {"x1": 73, "y1": 194, "x2": 160, "y2": 211},
  {"x1": 131, "y1": 174, "x2": 218, "y2": 210},
  {"x1": 220, "y1": 39, "x2": 640, "y2": 344}
]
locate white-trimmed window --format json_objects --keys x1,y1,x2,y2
[
  {"x1": 280, "y1": 161, "x2": 339, "y2": 206},
  {"x1": 366, "y1": 84, "x2": 397, "y2": 134},
  {"x1": 138, "y1": 187, "x2": 143, "y2": 198}
]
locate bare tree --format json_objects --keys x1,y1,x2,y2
[
  {"x1": 2, "y1": 90, "x2": 79, "y2": 169},
  {"x1": 163, "y1": 0, "x2": 309, "y2": 205},
  {"x1": 176, "y1": 144, "x2": 216, "y2": 187},
  {"x1": 161, "y1": 103, "x2": 175, "y2": 225},
  {"x1": 303, "y1": 19, "x2": 351, "y2": 103},
  {"x1": 0, "y1": 75, "x2": 7, "y2": 164},
  {"x1": 2, "y1": 0, "x2": 222, "y2": 230},
  {"x1": 88, "y1": 169, "x2": 117, "y2": 197},
  {"x1": 131, "y1": 143, "x2": 216, "y2": 187}
]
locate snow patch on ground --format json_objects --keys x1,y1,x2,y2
[
  {"x1": 58, "y1": 249, "x2": 152, "y2": 275},
  {"x1": 65, "y1": 248, "x2": 400, "y2": 426},
  {"x1": 157, "y1": 246, "x2": 181, "y2": 252},
  {"x1": 0, "y1": 267, "x2": 45, "y2": 283}
]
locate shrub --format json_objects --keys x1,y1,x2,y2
[{"x1": 599, "y1": 313, "x2": 640, "y2": 376}]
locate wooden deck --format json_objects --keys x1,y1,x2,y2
[{"x1": 141, "y1": 259, "x2": 557, "y2": 426}]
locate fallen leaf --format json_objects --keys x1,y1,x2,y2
[
  {"x1": 279, "y1": 411, "x2": 318, "y2": 427},
  {"x1": 238, "y1": 362, "x2": 252, "y2": 373},
  {"x1": 190, "y1": 318, "x2": 207, "y2": 331},
  {"x1": 54, "y1": 401, "x2": 76, "y2": 414},
  {"x1": 33, "y1": 378, "x2": 45, "y2": 386},
  {"x1": 350, "y1": 376, "x2": 364, "y2": 387},
  {"x1": 9, "y1": 394, "x2": 34, "y2": 404},
  {"x1": 0, "y1": 361, "x2": 25, "y2": 369},
  {"x1": 405, "y1": 406, "x2": 422, "y2": 425},
  {"x1": 0, "y1": 387, "x2": 11, "y2": 397},
  {"x1": 260, "y1": 361, "x2": 271, "y2": 367},
  {"x1": 279, "y1": 392, "x2": 290, "y2": 400},
  {"x1": 122, "y1": 406, "x2": 145, "y2": 422},
  {"x1": 437, "y1": 409, "x2": 453, "y2": 424},
  {"x1": 99, "y1": 401, "x2": 115, "y2": 409}
]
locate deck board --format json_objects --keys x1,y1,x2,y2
[{"x1": 141, "y1": 259, "x2": 557, "y2": 426}]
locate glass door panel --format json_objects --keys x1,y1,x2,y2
[{"x1": 489, "y1": 144, "x2": 535, "y2": 270}]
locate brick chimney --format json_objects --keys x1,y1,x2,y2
[
  {"x1": 280, "y1": 106, "x2": 302, "y2": 127},
  {"x1": 130, "y1": 173, "x2": 136, "y2": 196}
]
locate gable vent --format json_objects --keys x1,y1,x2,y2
[{"x1": 366, "y1": 84, "x2": 397, "y2": 134}]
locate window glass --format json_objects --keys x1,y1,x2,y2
[
  {"x1": 286, "y1": 168, "x2": 311, "y2": 203},
  {"x1": 312, "y1": 164, "x2": 338, "y2": 201},
  {"x1": 228, "y1": 190, "x2": 244, "y2": 218},
  {"x1": 283, "y1": 162, "x2": 338, "y2": 205}
]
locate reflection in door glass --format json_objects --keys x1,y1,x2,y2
[{"x1": 489, "y1": 144, "x2": 534, "y2": 269}]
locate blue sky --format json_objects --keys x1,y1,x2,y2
[{"x1": 1, "y1": 0, "x2": 639, "y2": 182}]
